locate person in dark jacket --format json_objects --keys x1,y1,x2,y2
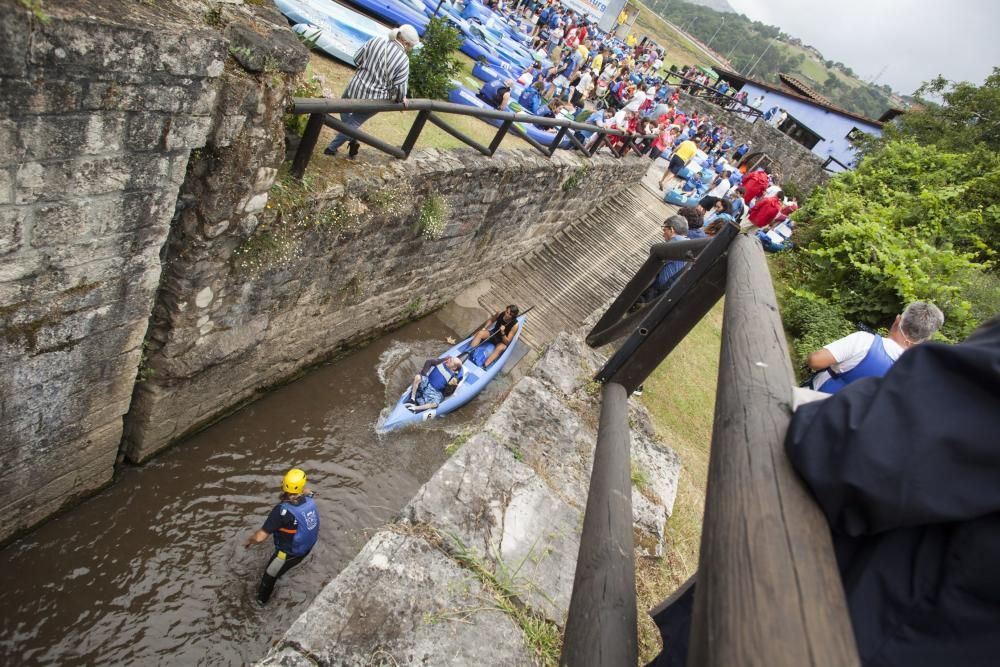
[{"x1": 785, "y1": 316, "x2": 1000, "y2": 665}]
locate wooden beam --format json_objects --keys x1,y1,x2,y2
[
  {"x1": 561, "y1": 382, "x2": 636, "y2": 667},
  {"x1": 688, "y1": 234, "x2": 859, "y2": 667}
]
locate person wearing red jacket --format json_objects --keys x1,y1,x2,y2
[
  {"x1": 748, "y1": 191, "x2": 784, "y2": 228},
  {"x1": 741, "y1": 169, "x2": 770, "y2": 203}
]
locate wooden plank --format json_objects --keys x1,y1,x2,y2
[
  {"x1": 561, "y1": 382, "x2": 636, "y2": 667},
  {"x1": 688, "y1": 234, "x2": 859, "y2": 667}
]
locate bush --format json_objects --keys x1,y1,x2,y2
[
  {"x1": 780, "y1": 290, "x2": 854, "y2": 378},
  {"x1": 407, "y1": 17, "x2": 463, "y2": 100}
]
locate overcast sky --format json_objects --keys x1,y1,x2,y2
[{"x1": 725, "y1": 0, "x2": 1000, "y2": 95}]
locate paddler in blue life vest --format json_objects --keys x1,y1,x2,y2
[
  {"x1": 806, "y1": 301, "x2": 944, "y2": 394},
  {"x1": 468, "y1": 304, "x2": 520, "y2": 368},
  {"x1": 406, "y1": 355, "x2": 465, "y2": 412},
  {"x1": 244, "y1": 468, "x2": 320, "y2": 604}
]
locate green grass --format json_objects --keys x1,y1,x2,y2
[
  {"x1": 631, "y1": 2, "x2": 721, "y2": 70},
  {"x1": 306, "y1": 50, "x2": 528, "y2": 154},
  {"x1": 634, "y1": 300, "x2": 724, "y2": 663}
]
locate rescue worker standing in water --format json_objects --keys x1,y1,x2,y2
[{"x1": 245, "y1": 468, "x2": 320, "y2": 604}]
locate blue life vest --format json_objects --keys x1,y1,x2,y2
[
  {"x1": 280, "y1": 496, "x2": 320, "y2": 558},
  {"x1": 818, "y1": 335, "x2": 895, "y2": 394},
  {"x1": 519, "y1": 87, "x2": 542, "y2": 114},
  {"x1": 428, "y1": 361, "x2": 463, "y2": 391}
]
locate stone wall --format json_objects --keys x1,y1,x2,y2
[
  {"x1": 0, "y1": 0, "x2": 306, "y2": 543},
  {"x1": 124, "y1": 150, "x2": 649, "y2": 462},
  {"x1": 674, "y1": 92, "x2": 830, "y2": 193},
  {"x1": 258, "y1": 330, "x2": 681, "y2": 665}
]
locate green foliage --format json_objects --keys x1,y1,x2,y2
[
  {"x1": 284, "y1": 69, "x2": 324, "y2": 136},
  {"x1": 779, "y1": 290, "x2": 854, "y2": 376},
  {"x1": 562, "y1": 165, "x2": 591, "y2": 192},
  {"x1": 407, "y1": 17, "x2": 463, "y2": 100},
  {"x1": 630, "y1": 463, "x2": 651, "y2": 494},
  {"x1": 776, "y1": 130, "x2": 998, "y2": 348},
  {"x1": 18, "y1": 0, "x2": 49, "y2": 23},
  {"x1": 417, "y1": 194, "x2": 449, "y2": 239},
  {"x1": 883, "y1": 68, "x2": 1000, "y2": 153}
]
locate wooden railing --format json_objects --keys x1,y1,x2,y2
[
  {"x1": 563, "y1": 228, "x2": 859, "y2": 666},
  {"x1": 287, "y1": 97, "x2": 657, "y2": 179}
]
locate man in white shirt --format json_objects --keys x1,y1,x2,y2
[
  {"x1": 707, "y1": 170, "x2": 732, "y2": 198},
  {"x1": 807, "y1": 302, "x2": 944, "y2": 393}
]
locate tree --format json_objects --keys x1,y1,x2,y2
[
  {"x1": 407, "y1": 17, "x2": 463, "y2": 100},
  {"x1": 886, "y1": 67, "x2": 1000, "y2": 152}
]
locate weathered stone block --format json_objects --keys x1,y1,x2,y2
[
  {"x1": 16, "y1": 113, "x2": 128, "y2": 161},
  {"x1": 225, "y1": 22, "x2": 309, "y2": 74},
  {"x1": 258, "y1": 530, "x2": 534, "y2": 667},
  {"x1": 166, "y1": 115, "x2": 213, "y2": 150},
  {"x1": 0, "y1": 169, "x2": 13, "y2": 205},
  {"x1": 405, "y1": 429, "x2": 582, "y2": 624},
  {"x1": 14, "y1": 154, "x2": 175, "y2": 204},
  {"x1": 0, "y1": 206, "x2": 25, "y2": 255}
]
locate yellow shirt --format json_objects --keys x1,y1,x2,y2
[
  {"x1": 674, "y1": 140, "x2": 698, "y2": 162},
  {"x1": 618, "y1": 10, "x2": 628, "y2": 25},
  {"x1": 577, "y1": 44, "x2": 589, "y2": 61},
  {"x1": 625, "y1": 34, "x2": 637, "y2": 47},
  {"x1": 591, "y1": 53, "x2": 603, "y2": 73}
]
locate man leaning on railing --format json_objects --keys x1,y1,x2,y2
[{"x1": 323, "y1": 25, "x2": 420, "y2": 159}]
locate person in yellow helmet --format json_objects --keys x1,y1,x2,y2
[{"x1": 245, "y1": 468, "x2": 320, "y2": 604}]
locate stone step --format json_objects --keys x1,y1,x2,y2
[{"x1": 480, "y1": 182, "x2": 673, "y2": 349}]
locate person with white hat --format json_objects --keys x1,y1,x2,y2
[{"x1": 324, "y1": 24, "x2": 420, "y2": 158}]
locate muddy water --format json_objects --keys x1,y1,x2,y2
[{"x1": 0, "y1": 314, "x2": 517, "y2": 666}]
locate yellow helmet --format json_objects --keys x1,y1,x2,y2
[{"x1": 282, "y1": 468, "x2": 307, "y2": 494}]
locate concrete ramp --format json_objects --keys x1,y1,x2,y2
[{"x1": 478, "y1": 182, "x2": 674, "y2": 349}]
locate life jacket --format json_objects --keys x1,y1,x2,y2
[
  {"x1": 428, "y1": 360, "x2": 464, "y2": 391},
  {"x1": 279, "y1": 496, "x2": 320, "y2": 558},
  {"x1": 818, "y1": 335, "x2": 895, "y2": 394},
  {"x1": 490, "y1": 314, "x2": 517, "y2": 339},
  {"x1": 518, "y1": 87, "x2": 542, "y2": 114}
]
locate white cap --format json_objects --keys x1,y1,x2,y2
[{"x1": 395, "y1": 24, "x2": 421, "y2": 48}]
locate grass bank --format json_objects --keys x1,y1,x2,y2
[
  {"x1": 304, "y1": 50, "x2": 529, "y2": 154},
  {"x1": 634, "y1": 300, "x2": 723, "y2": 662}
]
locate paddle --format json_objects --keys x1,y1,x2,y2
[{"x1": 456, "y1": 305, "x2": 535, "y2": 362}]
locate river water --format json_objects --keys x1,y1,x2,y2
[{"x1": 0, "y1": 314, "x2": 517, "y2": 666}]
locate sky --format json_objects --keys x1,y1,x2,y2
[{"x1": 725, "y1": 0, "x2": 1000, "y2": 96}]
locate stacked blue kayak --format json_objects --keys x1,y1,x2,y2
[{"x1": 275, "y1": 0, "x2": 588, "y2": 151}]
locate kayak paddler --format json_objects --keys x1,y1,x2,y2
[
  {"x1": 468, "y1": 304, "x2": 520, "y2": 368},
  {"x1": 406, "y1": 356, "x2": 465, "y2": 412}
]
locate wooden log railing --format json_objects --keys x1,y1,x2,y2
[
  {"x1": 563, "y1": 231, "x2": 859, "y2": 666},
  {"x1": 286, "y1": 97, "x2": 658, "y2": 179}
]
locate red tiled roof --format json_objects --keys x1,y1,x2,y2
[{"x1": 714, "y1": 67, "x2": 884, "y2": 127}]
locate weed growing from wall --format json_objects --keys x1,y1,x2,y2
[
  {"x1": 417, "y1": 194, "x2": 449, "y2": 240},
  {"x1": 232, "y1": 174, "x2": 416, "y2": 277},
  {"x1": 561, "y1": 165, "x2": 590, "y2": 192}
]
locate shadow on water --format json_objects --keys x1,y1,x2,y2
[{"x1": 0, "y1": 313, "x2": 521, "y2": 666}]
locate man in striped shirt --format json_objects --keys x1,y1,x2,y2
[{"x1": 324, "y1": 25, "x2": 419, "y2": 158}]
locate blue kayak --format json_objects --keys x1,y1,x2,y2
[
  {"x1": 447, "y1": 83, "x2": 572, "y2": 149},
  {"x1": 340, "y1": 0, "x2": 430, "y2": 33},
  {"x1": 276, "y1": 0, "x2": 391, "y2": 65},
  {"x1": 379, "y1": 315, "x2": 526, "y2": 432}
]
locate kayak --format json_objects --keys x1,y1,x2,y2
[
  {"x1": 379, "y1": 315, "x2": 526, "y2": 432},
  {"x1": 275, "y1": 0, "x2": 390, "y2": 65},
  {"x1": 447, "y1": 84, "x2": 573, "y2": 149},
  {"x1": 339, "y1": 0, "x2": 430, "y2": 33}
]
